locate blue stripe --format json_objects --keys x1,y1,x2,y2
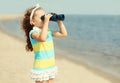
[
  {"x1": 30, "y1": 30, "x2": 53, "y2": 44},
  {"x1": 34, "y1": 49, "x2": 54, "y2": 59},
  {"x1": 33, "y1": 65, "x2": 55, "y2": 71},
  {"x1": 46, "y1": 31, "x2": 53, "y2": 41}
]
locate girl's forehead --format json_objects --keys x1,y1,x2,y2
[{"x1": 35, "y1": 9, "x2": 45, "y2": 15}]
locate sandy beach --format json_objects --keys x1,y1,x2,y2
[
  {"x1": 0, "y1": 15, "x2": 120, "y2": 83},
  {"x1": 0, "y1": 14, "x2": 23, "y2": 20}
]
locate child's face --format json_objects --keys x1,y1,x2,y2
[{"x1": 32, "y1": 9, "x2": 45, "y2": 28}]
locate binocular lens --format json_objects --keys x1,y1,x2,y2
[{"x1": 57, "y1": 15, "x2": 64, "y2": 21}]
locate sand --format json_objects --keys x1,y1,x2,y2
[
  {"x1": 0, "y1": 14, "x2": 120, "y2": 83},
  {"x1": 0, "y1": 14, "x2": 23, "y2": 20}
]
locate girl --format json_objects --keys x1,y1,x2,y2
[{"x1": 22, "y1": 4, "x2": 67, "y2": 83}]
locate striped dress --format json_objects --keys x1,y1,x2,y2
[{"x1": 29, "y1": 26, "x2": 57, "y2": 81}]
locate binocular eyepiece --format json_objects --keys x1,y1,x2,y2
[{"x1": 41, "y1": 13, "x2": 65, "y2": 21}]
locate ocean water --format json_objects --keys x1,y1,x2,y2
[{"x1": 0, "y1": 15, "x2": 120, "y2": 79}]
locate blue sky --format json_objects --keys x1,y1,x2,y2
[{"x1": 0, "y1": 0, "x2": 120, "y2": 14}]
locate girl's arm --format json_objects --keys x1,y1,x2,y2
[
  {"x1": 32, "y1": 14, "x2": 52, "y2": 42},
  {"x1": 52, "y1": 21, "x2": 67, "y2": 37}
]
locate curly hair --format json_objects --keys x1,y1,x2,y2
[{"x1": 21, "y1": 7, "x2": 43, "y2": 51}]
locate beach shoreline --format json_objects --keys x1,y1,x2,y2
[
  {"x1": 55, "y1": 51, "x2": 120, "y2": 83},
  {"x1": 0, "y1": 14, "x2": 120, "y2": 83}
]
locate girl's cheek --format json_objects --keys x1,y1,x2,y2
[{"x1": 40, "y1": 19, "x2": 44, "y2": 24}]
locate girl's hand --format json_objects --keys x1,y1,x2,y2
[{"x1": 44, "y1": 14, "x2": 52, "y2": 22}]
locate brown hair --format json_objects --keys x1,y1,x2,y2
[{"x1": 21, "y1": 7, "x2": 43, "y2": 51}]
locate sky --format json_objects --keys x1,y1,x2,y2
[{"x1": 0, "y1": 0, "x2": 120, "y2": 15}]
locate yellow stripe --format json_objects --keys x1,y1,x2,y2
[
  {"x1": 33, "y1": 58, "x2": 55, "y2": 68},
  {"x1": 32, "y1": 40, "x2": 53, "y2": 52}
]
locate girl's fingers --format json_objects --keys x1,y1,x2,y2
[{"x1": 44, "y1": 14, "x2": 52, "y2": 20}]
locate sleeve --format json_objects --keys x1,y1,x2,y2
[
  {"x1": 29, "y1": 29, "x2": 42, "y2": 44},
  {"x1": 29, "y1": 29, "x2": 38, "y2": 39}
]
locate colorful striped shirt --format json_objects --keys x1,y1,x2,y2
[{"x1": 29, "y1": 27, "x2": 55, "y2": 71}]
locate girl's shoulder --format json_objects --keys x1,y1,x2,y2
[
  {"x1": 29, "y1": 29, "x2": 39, "y2": 44},
  {"x1": 29, "y1": 29, "x2": 37, "y2": 35},
  {"x1": 29, "y1": 28, "x2": 41, "y2": 35}
]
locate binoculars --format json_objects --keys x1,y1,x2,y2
[{"x1": 41, "y1": 13, "x2": 65, "y2": 21}]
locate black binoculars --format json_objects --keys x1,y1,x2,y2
[{"x1": 41, "y1": 13, "x2": 65, "y2": 21}]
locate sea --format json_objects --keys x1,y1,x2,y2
[{"x1": 0, "y1": 14, "x2": 120, "y2": 79}]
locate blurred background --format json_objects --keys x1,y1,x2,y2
[
  {"x1": 0, "y1": 0, "x2": 120, "y2": 14},
  {"x1": 0, "y1": 0, "x2": 120, "y2": 81}
]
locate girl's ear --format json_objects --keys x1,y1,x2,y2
[{"x1": 31, "y1": 20, "x2": 35, "y2": 25}]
